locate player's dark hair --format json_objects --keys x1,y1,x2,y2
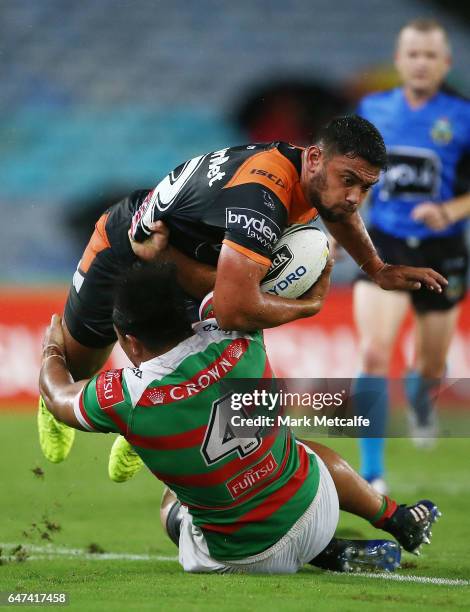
[
  {"x1": 112, "y1": 262, "x2": 193, "y2": 352},
  {"x1": 316, "y1": 115, "x2": 388, "y2": 169}
]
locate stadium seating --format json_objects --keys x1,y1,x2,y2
[{"x1": 1, "y1": 0, "x2": 468, "y2": 279}]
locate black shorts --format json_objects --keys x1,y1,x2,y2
[
  {"x1": 64, "y1": 194, "x2": 146, "y2": 348},
  {"x1": 64, "y1": 193, "x2": 203, "y2": 349},
  {"x1": 356, "y1": 227, "x2": 468, "y2": 313}
]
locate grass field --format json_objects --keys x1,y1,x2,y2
[{"x1": 1, "y1": 410, "x2": 469, "y2": 611}]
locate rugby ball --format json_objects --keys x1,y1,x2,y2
[{"x1": 260, "y1": 225, "x2": 329, "y2": 298}]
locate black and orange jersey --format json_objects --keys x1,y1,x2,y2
[
  {"x1": 66, "y1": 142, "x2": 317, "y2": 348},
  {"x1": 127, "y1": 142, "x2": 317, "y2": 267}
]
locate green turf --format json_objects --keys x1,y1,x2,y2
[{"x1": 0, "y1": 411, "x2": 469, "y2": 610}]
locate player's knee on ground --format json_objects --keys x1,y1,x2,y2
[{"x1": 160, "y1": 487, "x2": 183, "y2": 546}]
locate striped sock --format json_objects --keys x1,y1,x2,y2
[{"x1": 370, "y1": 495, "x2": 399, "y2": 528}]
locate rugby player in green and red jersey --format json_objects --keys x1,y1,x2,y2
[{"x1": 39, "y1": 263, "x2": 440, "y2": 574}]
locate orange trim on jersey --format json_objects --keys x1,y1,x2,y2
[
  {"x1": 289, "y1": 180, "x2": 318, "y2": 224},
  {"x1": 80, "y1": 213, "x2": 111, "y2": 273},
  {"x1": 223, "y1": 148, "x2": 297, "y2": 210},
  {"x1": 223, "y1": 239, "x2": 271, "y2": 267}
]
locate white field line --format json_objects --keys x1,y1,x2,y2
[
  {"x1": 334, "y1": 571, "x2": 470, "y2": 586},
  {"x1": 25, "y1": 554, "x2": 177, "y2": 561},
  {"x1": 0, "y1": 543, "x2": 176, "y2": 562},
  {"x1": 2, "y1": 543, "x2": 469, "y2": 586}
]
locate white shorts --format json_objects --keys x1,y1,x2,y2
[{"x1": 178, "y1": 446, "x2": 339, "y2": 574}]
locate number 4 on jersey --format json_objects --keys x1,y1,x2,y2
[{"x1": 201, "y1": 393, "x2": 262, "y2": 465}]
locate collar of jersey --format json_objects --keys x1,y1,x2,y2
[
  {"x1": 399, "y1": 87, "x2": 443, "y2": 113},
  {"x1": 138, "y1": 319, "x2": 251, "y2": 375}
]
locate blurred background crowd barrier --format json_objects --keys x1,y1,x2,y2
[{"x1": 1, "y1": 0, "x2": 470, "y2": 402}]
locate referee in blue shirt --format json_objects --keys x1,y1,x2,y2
[{"x1": 354, "y1": 18, "x2": 470, "y2": 492}]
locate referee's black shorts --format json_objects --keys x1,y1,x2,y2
[{"x1": 356, "y1": 227, "x2": 468, "y2": 313}]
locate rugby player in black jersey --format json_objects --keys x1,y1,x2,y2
[
  {"x1": 38, "y1": 116, "x2": 447, "y2": 471},
  {"x1": 57, "y1": 115, "x2": 446, "y2": 383}
]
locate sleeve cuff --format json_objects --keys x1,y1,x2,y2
[
  {"x1": 73, "y1": 390, "x2": 97, "y2": 432},
  {"x1": 223, "y1": 239, "x2": 271, "y2": 267}
]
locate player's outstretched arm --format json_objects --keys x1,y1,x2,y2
[
  {"x1": 323, "y1": 212, "x2": 447, "y2": 292},
  {"x1": 370, "y1": 263, "x2": 447, "y2": 292},
  {"x1": 39, "y1": 314, "x2": 89, "y2": 430},
  {"x1": 213, "y1": 245, "x2": 333, "y2": 330},
  {"x1": 129, "y1": 221, "x2": 216, "y2": 300}
]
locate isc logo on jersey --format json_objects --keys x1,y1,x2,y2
[{"x1": 226, "y1": 208, "x2": 280, "y2": 251}]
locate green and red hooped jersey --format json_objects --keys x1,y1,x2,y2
[{"x1": 73, "y1": 321, "x2": 320, "y2": 560}]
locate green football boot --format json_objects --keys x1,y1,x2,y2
[
  {"x1": 37, "y1": 396, "x2": 76, "y2": 463},
  {"x1": 108, "y1": 435, "x2": 144, "y2": 482}
]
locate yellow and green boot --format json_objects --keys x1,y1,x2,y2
[
  {"x1": 108, "y1": 435, "x2": 144, "y2": 482},
  {"x1": 37, "y1": 396, "x2": 76, "y2": 463}
]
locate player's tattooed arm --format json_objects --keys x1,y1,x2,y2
[
  {"x1": 323, "y1": 212, "x2": 447, "y2": 292},
  {"x1": 39, "y1": 315, "x2": 89, "y2": 430},
  {"x1": 128, "y1": 220, "x2": 216, "y2": 300}
]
